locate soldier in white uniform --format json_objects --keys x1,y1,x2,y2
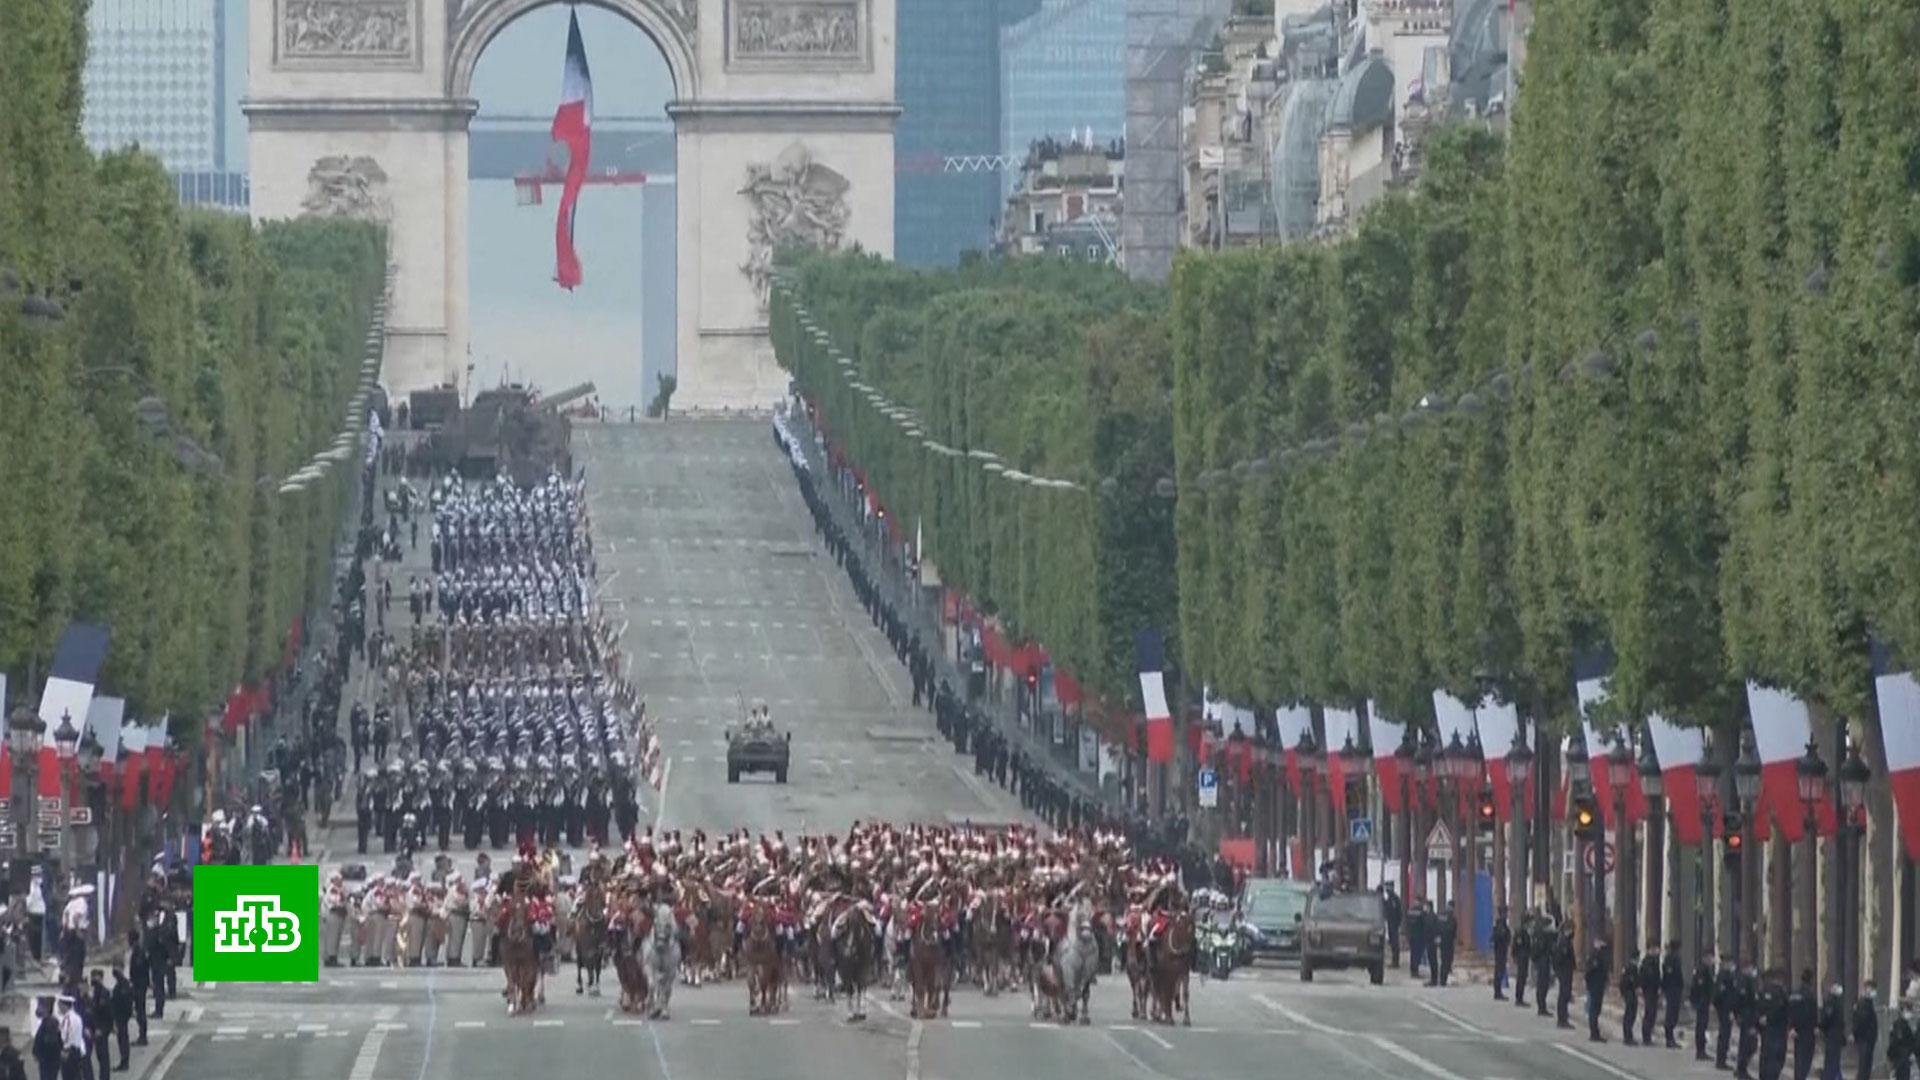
[
  {"x1": 356, "y1": 878, "x2": 388, "y2": 967},
  {"x1": 468, "y1": 878, "x2": 496, "y2": 967},
  {"x1": 321, "y1": 873, "x2": 349, "y2": 966},
  {"x1": 443, "y1": 876, "x2": 470, "y2": 968}
]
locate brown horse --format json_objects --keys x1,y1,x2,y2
[
  {"x1": 1148, "y1": 912, "x2": 1194, "y2": 1026},
  {"x1": 501, "y1": 897, "x2": 540, "y2": 1016},
  {"x1": 970, "y1": 893, "x2": 1012, "y2": 996},
  {"x1": 1121, "y1": 920, "x2": 1152, "y2": 1019},
  {"x1": 574, "y1": 879, "x2": 608, "y2": 996},
  {"x1": 611, "y1": 899, "x2": 650, "y2": 1014},
  {"x1": 742, "y1": 904, "x2": 784, "y2": 1015},
  {"x1": 907, "y1": 913, "x2": 949, "y2": 1019},
  {"x1": 832, "y1": 903, "x2": 878, "y2": 1023}
]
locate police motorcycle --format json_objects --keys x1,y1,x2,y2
[{"x1": 1194, "y1": 888, "x2": 1243, "y2": 981}]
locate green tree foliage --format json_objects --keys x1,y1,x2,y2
[
  {"x1": 771, "y1": 254, "x2": 1177, "y2": 707},
  {"x1": 1174, "y1": 0, "x2": 1920, "y2": 731},
  {"x1": 0, "y1": 0, "x2": 384, "y2": 747}
]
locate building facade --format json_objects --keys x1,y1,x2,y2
[
  {"x1": 1003, "y1": 0, "x2": 1129, "y2": 195},
  {"x1": 82, "y1": 0, "x2": 236, "y2": 175},
  {"x1": 895, "y1": 0, "x2": 1036, "y2": 266},
  {"x1": 998, "y1": 134, "x2": 1124, "y2": 262}
]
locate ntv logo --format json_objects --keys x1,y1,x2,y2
[{"x1": 213, "y1": 896, "x2": 302, "y2": 954}]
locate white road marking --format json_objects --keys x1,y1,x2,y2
[
  {"x1": 1254, "y1": 994, "x2": 1349, "y2": 1036},
  {"x1": 182, "y1": 1006, "x2": 203, "y2": 1024},
  {"x1": 151, "y1": 1033, "x2": 193, "y2": 1079},
  {"x1": 211, "y1": 1035, "x2": 244, "y2": 1043},
  {"x1": 1368, "y1": 1035, "x2": 1468, "y2": 1080},
  {"x1": 906, "y1": 1019, "x2": 924, "y2": 1080},
  {"x1": 950, "y1": 1020, "x2": 982, "y2": 1029},
  {"x1": 297, "y1": 1023, "x2": 329, "y2": 1032},
  {"x1": 454, "y1": 1020, "x2": 485, "y2": 1029},
  {"x1": 1552, "y1": 1043, "x2": 1645, "y2": 1080},
  {"x1": 372, "y1": 1022, "x2": 407, "y2": 1031},
  {"x1": 379, "y1": 980, "x2": 398, "y2": 990},
  {"x1": 348, "y1": 1029, "x2": 386, "y2": 1080},
  {"x1": 215, "y1": 1026, "x2": 249, "y2": 1035},
  {"x1": 1414, "y1": 999, "x2": 1482, "y2": 1034},
  {"x1": 690, "y1": 1018, "x2": 721, "y2": 1026},
  {"x1": 769, "y1": 1018, "x2": 800, "y2": 1026},
  {"x1": 532, "y1": 1019, "x2": 564, "y2": 1028}
]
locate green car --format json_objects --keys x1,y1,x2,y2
[{"x1": 1239, "y1": 878, "x2": 1313, "y2": 963}]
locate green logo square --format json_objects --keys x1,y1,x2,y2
[{"x1": 192, "y1": 865, "x2": 320, "y2": 982}]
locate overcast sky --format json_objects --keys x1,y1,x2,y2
[{"x1": 471, "y1": 4, "x2": 677, "y2": 118}]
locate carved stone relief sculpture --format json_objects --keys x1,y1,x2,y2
[
  {"x1": 282, "y1": 0, "x2": 416, "y2": 60},
  {"x1": 733, "y1": 1, "x2": 860, "y2": 59},
  {"x1": 301, "y1": 156, "x2": 393, "y2": 222},
  {"x1": 740, "y1": 144, "x2": 851, "y2": 312}
]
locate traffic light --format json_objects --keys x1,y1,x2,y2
[
  {"x1": 1572, "y1": 793, "x2": 1601, "y2": 840},
  {"x1": 1477, "y1": 787, "x2": 1497, "y2": 831},
  {"x1": 1722, "y1": 811, "x2": 1745, "y2": 854}
]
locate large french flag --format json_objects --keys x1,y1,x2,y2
[
  {"x1": 1136, "y1": 629, "x2": 1174, "y2": 764},
  {"x1": 36, "y1": 624, "x2": 110, "y2": 799},
  {"x1": 1875, "y1": 667, "x2": 1920, "y2": 861},
  {"x1": 120, "y1": 722, "x2": 147, "y2": 812},
  {"x1": 1746, "y1": 682, "x2": 1837, "y2": 841},
  {"x1": 1366, "y1": 702, "x2": 1404, "y2": 813},
  {"x1": 550, "y1": 9, "x2": 593, "y2": 290},
  {"x1": 1643, "y1": 713, "x2": 1706, "y2": 845}
]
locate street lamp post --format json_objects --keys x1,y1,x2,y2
[
  {"x1": 1459, "y1": 730, "x2": 1485, "y2": 950},
  {"x1": 1733, "y1": 732, "x2": 1764, "y2": 966},
  {"x1": 1414, "y1": 730, "x2": 1436, "y2": 902},
  {"x1": 1607, "y1": 735, "x2": 1635, "y2": 970},
  {"x1": 1566, "y1": 737, "x2": 1591, "y2": 954},
  {"x1": 1506, "y1": 729, "x2": 1535, "y2": 917},
  {"x1": 1296, "y1": 728, "x2": 1321, "y2": 882},
  {"x1": 1396, "y1": 725, "x2": 1418, "y2": 898},
  {"x1": 1638, "y1": 735, "x2": 1665, "y2": 955},
  {"x1": 1694, "y1": 737, "x2": 1722, "y2": 961},
  {"x1": 51, "y1": 712, "x2": 78, "y2": 884},
  {"x1": 6, "y1": 707, "x2": 43, "y2": 887},
  {"x1": 1836, "y1": 740, "x2": 1870, "y2": 1006},
  {"x1": 1340, "y1": 733, "x2": 1372, "y2": 890},
  {"x1": 1439, "y1": 731, "x2": 1471, "y2": 916},
  {"x1": 1794, "y1": 736, "x2": 1827, "y2": 982}
]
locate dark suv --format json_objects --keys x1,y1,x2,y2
[
  {"x1": 1240, "y1": 879, "x2": 1312, "y2": 962},
  {"x1": 1299, "y1": 889, "x2": 1387, "y2": 984}
]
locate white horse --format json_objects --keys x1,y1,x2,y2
[
  {"x1": 883, "y1": 913, "x2": 911, "y2": 1000},
  {"x1": 1040, "y1": 902, "x2": 1098, "y2": 1025},
  {"x1": 641, "y1": 901, "x2": 681, "y2": 1020}
]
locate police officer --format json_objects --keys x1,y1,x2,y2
[
  {"x1": 1491, "y1": 907, "x2": 1511, "y2": 1001},
  {"x1": 1513, "y1": 913, "x2": 1532, "y2": 1007},
  {"x1": 1621, "y1": 946, "x2": 1642, "y2": 1045},
  {"x1": 1818, "y1": 982, "x2": 1846, "y2": 1080},
  {"x1": 1640, "y1": 944, "x2": 1662, "y2": 1046},
  {"x1": 1691, "y1": 953, "x2": 1717, "y2": 1061},
  {"x1": 1719, "y1": 958, "x2": 1741, "y2": 1069},
  {"x1": 1587, "y1": 938, "x2": 1613, "y2": 1042},
  {"x1": 1555, "y1": 927, "x2": 1577, "y2": 1029},
  {"x1": 1737, "y1": 965, "x2": 1762, "y2": 1080},
  {"x1": 1855, "y1": 983, "x2": 1881, "y2": 1080},
  {"x1": 1409, "y1": 899, "x2": 1428, "y2": 980},
  {"x1": 1435, "y1": 903, "x2": 1457, "y2": 987},
  {"x1": 1760, "y1": 969, "x2": 1791, "y2": 1080},
  {"x1": 1536, "y1": 916, "x2": 1558, "y2": 1019},
  {"x1": 1788, "y1": 969, "x2": 1817, "y2": 1080},
  {"x1": 1660, "y1": 941, "x2": 1684, "y2": 1048},
  {"x1": 1888, "y1": 1001, "x2": 1913, "y2": 1080}
]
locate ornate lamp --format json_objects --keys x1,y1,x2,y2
[
  {"x1": 1295, "y1": 728, "x2": 1322, "y2": 781},
  {"x1": 1606, "y1": 734, "x2": 1634, "y2": 789},
  {"x1": 1795, "y1": 737, "x2": 1828, "y2": 805},
  {"x1": 1638, "y1": 733, "x2": 1664, "y2": 799},
  {"x1": 7, "y1": 707, "x2": 43, "y2": 758},
  {"x1": 52, "y1": 712, "x2": 79, "y2": 761},
  {"x1": 1565, "y1": 736, "x2": 1590, "y2": 788},
  {"x1": 1340, "y1": 732, "x2": 1372, "y2": 780},
  {"x1": 1733, "y1": 732, "x2": 1763, "y2": 805},
  {"x1": 1838, "y1": 739, "x2": 1871, "y2": 814},
  {"x1": 1505, "y1": 728, "x2": 1535, "y2": 789}
]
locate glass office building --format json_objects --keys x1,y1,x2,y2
[
  {"x1": 1001, "y1": 0, "x2": 1128, "y2": 192},
  {"x1": 895, "y1": 0, "x2": 1038, "y2": 267},
  {"x1": 82, "y1": 0, "x2": 234, "y2": 174}
]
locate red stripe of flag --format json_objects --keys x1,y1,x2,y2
[{"x1": 551, "y1": 10, "x2": 593, "y2": 290}]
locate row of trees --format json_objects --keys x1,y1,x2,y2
[
  {"x1": 0, "y1": 0, "x2": 385, "y2": 740},
  {"x1": 772, "y1": 255, "x2": 1179, "y2": 709},
  {"x1": 1176, "y1": 0, "x2": 1920, "y2": 733}
]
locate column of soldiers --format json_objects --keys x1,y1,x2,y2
[
  {"x1": 346, "y1": 472, "x2": 649, "y2": 863},
  {"x1": 1493, "y1": 904, "x2": 1888, "y2": 1080},
  {"x1": 777, "y1": 415, "x2": 1115, "y2": 838}
]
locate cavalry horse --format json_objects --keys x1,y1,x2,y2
[
  {"x1": 500, "y1": 893, "x2": 541, "y2": 1016},
  {"x1": 1120, "y1": 914, "x2": 1153, "y2": 1020},
  {"x1": 573, "y1": 878, "x2": 609, "y2": 997},
  {"x1": 641, "y1": 900, "x2": 681, "y2": 1020},
  {"x1": 741, "y1": 902, "x2": 785, "y2": 1016},
  {"x1": 907, "y1": 906, "x2": 950, "y2": 1019},
  {"x1": 1031, "y1": 902, "x2": 1097, "y2": 1025},
  {"x1": 830, "y1": 902, "x2": 878, "y2": 1022},
  {"x1": 1147, "y1": 910, "x2": 1194, "y2": 1026},
  {"x1": 610, "y1": 897, "x2": 650, "y2": 1014},
  {"x1": 969, "y1": 892, "x2": 1012, "y2": 996}
]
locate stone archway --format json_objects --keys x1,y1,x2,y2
[{"x1": 246, "y1": 0, "x2": 897, "y2": 411}]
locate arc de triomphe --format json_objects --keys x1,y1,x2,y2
[{"x1": 246, "y1": 0, "x2": 896, "y2": 411}]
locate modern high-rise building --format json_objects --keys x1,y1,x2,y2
[
  {"x1": 81, "y1": 0, "x2": 232, "y2": 174},
  {"x1": 895, "y1": 0, "x2": 1038, "y2": 267},
  {"x1": 1001, "y1": 0, "x2": 1128, "y2": 194}
]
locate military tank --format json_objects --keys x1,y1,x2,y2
[{"x1": 416, "y1": 381, "x2": 594, "y2": 484}]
